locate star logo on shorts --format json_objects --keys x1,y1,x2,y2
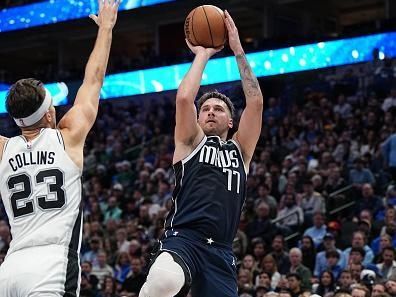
[
  {"x1": 206, "y1": 238, "x2": 214, "y2": 245},
  {"x1": 172, "y1": 231, "x2": 179, "y2": 236}
]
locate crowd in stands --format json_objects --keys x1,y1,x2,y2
[{"x1": 0, "y1": 54, "x2": 396, "y2": 297}]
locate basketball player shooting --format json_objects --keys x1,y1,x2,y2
[
  {"x1": 0, "y1": 0, "x2": 119, "y2": 296},
  {"x1": 139, "y1": 10, "x2": 263, "y2": 297}
]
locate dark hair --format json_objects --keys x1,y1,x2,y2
[
  {"x1": 286, "y1": 272, "x2": 301, "y2": 281},
  {"x1": 6, "y1": 78, "x2": 45, "y2": 119},
  {"x1": 197, "y1": 91, "x2": 235, "y2": 118},
  {"x1": 316, "y1": 270, "x2": 336, "y2": 296},
  {"x1": 326, "y1": 249, "x2": 340, "y2": 259},
  {"x1": 350, "y1": 246, "x2": 366, "y2": 258}
]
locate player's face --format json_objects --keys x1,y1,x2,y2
[{"x1": 198, "y1": 98, "x2": 232, "y2": 137}]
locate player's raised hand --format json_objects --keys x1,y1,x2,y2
[
  {"x1": 224, "y1": 10, "x2": 243, "y2": 55},
  {"x1": 185, "y1": 39, "x2": 223, "y2": 59},
  {"x1": 89, "y1": 0, "x2": 120, "y2": 29}
]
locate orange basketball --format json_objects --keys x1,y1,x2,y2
[{"x1": 184, "y1": 5, "x2": 227, "y2": 48}]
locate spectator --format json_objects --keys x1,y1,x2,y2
[
  {"x1": 300, "y1": 235, "x2": 316, "y2": 272},
  {"x1": 343, "y1": 231, "x2": 374, "y2": 266},
  {"x1": 376, "y1": 247, "x2": 396, "y2": 280},
  {"x1": 92, "y1": 250, "x2": 114, "y2": 285},
  {"x1": 303, "y1": 212, "x2": 327, "y2": 247},
  {"x1": 286, "y1": 273, "x2": 304, "y2": 297},
  {"x1": 312, "y1": 270, "x2": 336, "y2": 296},
  {"x1": 122, "y1": 257, "x2": 146, "y2": 294},
  {"x1": 288, "y1": 248, "x2": 312, "y2": 290},
  {"x1": 261, "y1": 254, "x2": 282, "y2": 290},
  {"x1": 349, "y1": 158, "x2": 375, "y2": 187}
]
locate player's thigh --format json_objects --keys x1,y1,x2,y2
[
  {"x1": 191, "y1": 248, "x2": 238, "y2": 297},
  {"x1": 0, "y1": 246, "x2": 71, "y2": 296}
]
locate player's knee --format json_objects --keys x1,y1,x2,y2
[{"x1": 139, "y1": 252, "x2": 185, "y2": 297}]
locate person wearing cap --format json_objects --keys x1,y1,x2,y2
[
  {"x1": 0, "y1": 1, "x2": 120, "y2": 296},
  {"x1": 314, "y1": 233, "x2": 346, "y2": 278}
]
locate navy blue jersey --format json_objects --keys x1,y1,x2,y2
[{"x1": 165, "y1": 135, "x2": 247, "y2": 245}]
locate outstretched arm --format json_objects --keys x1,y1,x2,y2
[
  {"x1": 226, "y1": 11, "x2": 263, "y2": 167},
  {"x1": 173, "y1": 41, "x2": 222, "y2": 163},
  {"x1": 58, "y1": 0, "x2": 119, "y2": 150}
]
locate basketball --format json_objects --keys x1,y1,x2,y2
[{"x1": 184, "y1": 5, "x2": 227, "y2": 48}]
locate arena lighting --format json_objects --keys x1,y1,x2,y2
[
  {"x1": 0, "y1": 31, "x2": 395, "y2": 113},
  {"x1": 0, "y1": 0, "x2": 175, "y2": 33}
]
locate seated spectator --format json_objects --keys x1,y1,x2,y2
[
  {"x1": 288, "y1": 248, "x2": 312, "y2": 290},
  {"x1": 376, "y1": 247, "x2": 396, "y2": 280},
  {"x1": 113, "y1": 251, "x2": 131, "y2": 283},
  {"x1": 337, "y1": 269, "x2": 355, "y2": 293},
  {"x1": 245, "y1": 201, "x2": 276, "y2": 243},
  {"x1": 300, "y1": 180, "x2": 326, "y2": 224},
  {"x1": 315, "y1": 233, "x2": 346, "y2": 277},
  {"x1": 303, "y1": 212, "x2": 327, "y2": 247},
  {"x1": 300, "y1": 235, "x2": 316, "y2": 272},
  {"x1": 254, "y1": 184, "x2": 278, "y2": 219},
  {"x1": 92, "y1": 250, "x2": 114, "y2": 285},
  {"x1": 269, "y1": 235, "x2": 290, "y2": 275},
  {"x1": 122, "y1": 257, "x2": 146, "y2": 294},
  {"x1": 276, "y1": 193, "x2": 304, "y2": 232},
  {"x1": 312, "y1": 270, "x2": 337, "y2": 296},
  {"x1": 349, "y1": 158, "x2": 375, "y2": 187},
  {"x1": 324, "y1": 249, "x2": 343, "y2": 279},
  {"x1": 261, "y1": 254, "x2": 282, "y2": 290},
  {"x1": 343, "y1": 231, "x2": 374, "y2": 266},
  {"x1": 286, "y1": 273, "x2": 304, "y2": 297},
  {"x1": 355, "y1": 184, "x2": 384, "y2": 219}
]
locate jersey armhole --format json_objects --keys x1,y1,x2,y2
[
  {"x1": 56, "y1": 129, "x2": 66, "y2": 150},
  {"x1": 180, "y1": 136, "x2": 207, "y2": 165},
  {"x1": 229, "y1": 139, "x2": 249, "y2": 175}
]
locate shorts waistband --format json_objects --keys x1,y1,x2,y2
[{"x1": 164, "y1": 229, "x2": 232, "y2": 250}]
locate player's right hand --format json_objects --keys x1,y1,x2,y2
[
  {"x1": 185, "y1": 39, "x2": 223, "y2": 59},
  {"x1": 89, "y1": 0, "x2": 120, "y2": 29}
]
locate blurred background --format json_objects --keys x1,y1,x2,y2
[{"x1": 0, "y1": 1, "x2": 396, "y2": 297}]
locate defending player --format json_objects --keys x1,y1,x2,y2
[
  {"x1": 139, "y1": 10, "x2": 263, "y2": 297},
  {"x1": 0, "y1": 1, "x2": 119, "y2": 296}
]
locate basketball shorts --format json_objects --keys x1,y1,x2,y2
[
  {"x1": 0, "y1": 244, "x2": 80, "y2": 297},
  {"x1": 158, "y1": 229, "x2": 238, "y2": 297}
]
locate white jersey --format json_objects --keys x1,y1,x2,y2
[{"x1": 0, "y1": 128, "x2": 83, "y2": 256}]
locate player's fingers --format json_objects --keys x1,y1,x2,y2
[
  {"x1": 98, "y1": 0, "x2": 104, "y2": 11},
  {"x1": 225, "y1": 10, "x2": 236, "y2": 27},
  {"x1": 113, "y1": 0, "x2": 121, "y2": 7},
  {"x1": 89, "y1": 14, "x2": 99, "y2": 25}
]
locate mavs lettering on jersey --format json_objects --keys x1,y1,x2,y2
[{"x1": 165, "y1": 136, "x2": 247, "y2": 245}]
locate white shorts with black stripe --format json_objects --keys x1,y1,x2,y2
[{"x1": 0, "y1": 244, "x2": 80, "y2": 297}]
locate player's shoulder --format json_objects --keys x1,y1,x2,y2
[{"x1": 0, "y1": 135, "x2": 10, "y2": 161}]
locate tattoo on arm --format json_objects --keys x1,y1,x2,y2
[{"x1": 236, "y1": 54, "x2": 261, "y2": 97}]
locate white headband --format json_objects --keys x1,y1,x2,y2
[{"x1": 14, "y1": 88, "x2": 53, "y2": 127}]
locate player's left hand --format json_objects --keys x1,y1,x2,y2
[
  {"x1": 224, "y1": 10, "x2": 244, "y2": 55},
  {"x1": 89, "y1": 0, "x2": 120, "y2": 29}
]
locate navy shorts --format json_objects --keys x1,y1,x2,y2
[{"x1": 159, "y1": 229, "x2": 238, "y2": 297}]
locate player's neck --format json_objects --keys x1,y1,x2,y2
[{"x1": 21, "y1": 127, "x2": 46, "y2": 142}]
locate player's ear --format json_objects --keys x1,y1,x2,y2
[
  {"x1": 228, "y1": 118, "x2": 233, "y2": 129},
  {"x1": 44, "y1": 110, "x2": 52, "y2": 124}
]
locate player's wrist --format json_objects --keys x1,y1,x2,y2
[{"x1": 233, "y1": 46, "x2": 244, "y2": 56}]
